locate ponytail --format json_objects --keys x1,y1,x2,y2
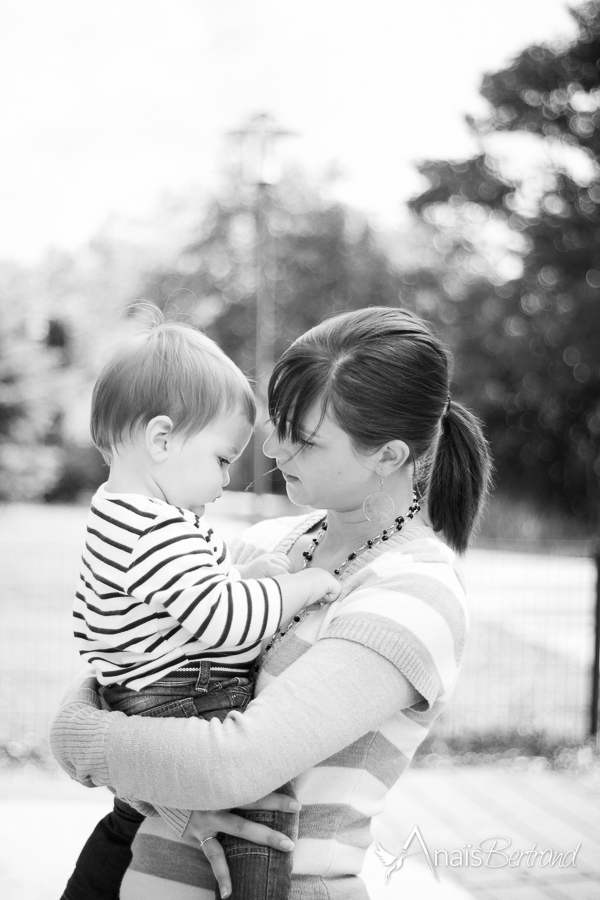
[{"x1": 428, "y1": 401, "x2": 493, "y2": 554}]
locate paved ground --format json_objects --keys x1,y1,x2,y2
[
  {"x1": 0, "y1": 767, "x2": 470, "y2": 900},
  {"x1": 1, "y1": 763, "x2": 599, "y2": 900},
  {"x1": 384, "y1": 764, "x2": 600, "y2": 899}
]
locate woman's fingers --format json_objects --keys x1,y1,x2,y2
[
  {"x1": 239, "y1": 791, "x2": 301, "y2": 813},
  {"x1": 271, "y1": 553, "x2": 292, "y2": 573},
  {"x1": 216, "y1": 810, "x2": 295, "y2": 851},
  {"x1": 200, "y1": 836, "x2": 232, "y2": 900}
]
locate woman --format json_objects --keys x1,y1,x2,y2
[{"x1": 51, "y1": 306, "x2": 491, "y2": 900}]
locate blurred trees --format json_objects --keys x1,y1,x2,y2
[
  {"x1": 7, "y1": 0, "x2": 600, "y2": 527},
  {"x1": 138, "y1": 176, "x2": 402, "y2": 373},
  {"x1": 0, "y1": 178, "x2": 404, "y2": 500},
  {"x1": 0, "y1": 262, "x2": 66, "y2": 500},
  {"x1": 406, "y1": 0, "x2": 600, "y2": 524},
  {"x1": 0, "y1": 228, "x2": 170, "y2": 502}
]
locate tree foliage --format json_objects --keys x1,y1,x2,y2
[
  {"x1": 139, "y1": 177, "x2": 402, "y2": 372},
  {"x1": 0, "y1": 263, "x2": 66, "y2": 500},
  {"x1": 407, "y1": 1, "x2": 600, "y2": 523}
]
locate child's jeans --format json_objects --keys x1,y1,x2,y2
[{"x1": 60, "y1": 663, "x2": 296, "y2": 900}]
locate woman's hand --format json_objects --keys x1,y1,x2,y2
[{"x1": 182, "y1": 792, "x2": 299, "y2": 899}]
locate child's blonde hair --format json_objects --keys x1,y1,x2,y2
[{"x1": 91, "y1": 306, "x2": 256, "y2": 463}]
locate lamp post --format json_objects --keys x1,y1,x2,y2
[{"x1": 228, "y1": 114, "x2": 296, "y2": 518}]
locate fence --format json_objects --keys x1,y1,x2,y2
[
  {"x1": 432, "y1": 542, "x2": 598, "y2": 745},
  {"x1": 0, "y1": 503, "x2": 598, "y2": 754}
]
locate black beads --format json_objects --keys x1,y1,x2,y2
[{"x1": 300, "y1": 493, "x2": 420, "y2": 582}]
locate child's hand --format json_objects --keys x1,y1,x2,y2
[
  {"x1": 303, "y1": 568, "x2": 342, "y2": 605},
  {"x1": 276, "y1": 568, "x2": 342, "y2": 621},
  {"x1": 238, "y1": 553, "x2": 292, "y2": 579}
]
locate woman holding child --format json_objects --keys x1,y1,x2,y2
[{"x1": 51, "y1": 305, "x2": 491, "y2": 900}]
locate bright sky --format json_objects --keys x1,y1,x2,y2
[{"x1": 0, "y1": 0, "x2": 578, "y2": 263}]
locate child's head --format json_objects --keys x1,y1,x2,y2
[{"x1": 91, "y1": 310, "x2": 256, "y2": 513}]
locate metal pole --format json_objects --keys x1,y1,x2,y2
[
  {"x1": 591, "y1": 547, "x2": 600, "y2": 742},
  {"x1": 252, "y1": 181, "x2": 275, "y2": 518},
  {"x1": 226, "y1": 114, "x2": 296, "y2": 519}
]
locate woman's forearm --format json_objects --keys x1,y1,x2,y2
[{"x1": 51, "y1": 638, "x2": 419, "y2": 810}]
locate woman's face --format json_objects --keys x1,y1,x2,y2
[{"x1": 263, "y1": 405, "x2": 378, "y2": 514}]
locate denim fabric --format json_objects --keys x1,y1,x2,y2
[
  {"x1": 99, "y1": 671, "x2": 255, "y2": 721},
  {"x1": 218, "y1": 779, "x2": 297, "y2": 900},
  {"x1": 61, "y1": 669, "x2": 296, "y2": 900}
]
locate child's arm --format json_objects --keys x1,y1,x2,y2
[
  {"x1": 126, "y1": 514, "x2": 339, "y2": 653},
  {"x1": 239, "y1": 553, "x2": 343, "y2": 630}
]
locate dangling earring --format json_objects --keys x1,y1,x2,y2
[{"x1": 363, "y1": 470, "x2": 395, "y2": 523}]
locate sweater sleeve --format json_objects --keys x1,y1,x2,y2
[
  {"x1": 125, "y1": 513, "x2": 282, "y2": 649},
  {"x1": 47, "y1": 671, "x2": 193, "y2": 836},
  {"x1": 49, "y1": 638, "x2": 419, "y2": 811}
]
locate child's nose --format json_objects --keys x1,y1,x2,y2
[{"x1": 222, "y1": 468, "x2": 231, "y2": 488}]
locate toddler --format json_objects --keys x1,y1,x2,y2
[{"x1": 64, "y1": 313, "x2": 340, "y2": 900}]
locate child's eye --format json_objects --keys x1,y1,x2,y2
[
  {"x1": 298, "y1": 439, "x2": 314, "y2": 449},
  {"x1": 218, "y1": 457, "x2": 231, "y2": 467}
]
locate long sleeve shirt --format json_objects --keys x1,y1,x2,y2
[{"x1": 74, "y1": 486, "x2": 282, "y2": 690}]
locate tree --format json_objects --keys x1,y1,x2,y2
[
  {"x1": 139, "y1": 176, "x2": 402, "y2": 365},
  {"x1": 0, "y1": 216, "x2": 180, "y2": 502},
  {"x1": 408, "y1": 1, "x2": 600, "y2": 525},
  {"x1": 0, "y1": 262, "x2": 66, "y2": 500}
]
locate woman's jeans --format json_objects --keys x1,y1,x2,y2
[{"x1": 60, "y1": 664, "x2": 296, "y2": 900}]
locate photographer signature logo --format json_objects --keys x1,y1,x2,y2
[
  {"x1": 376, "y1": 828, "x2": 580, "y2": 883},
  {"x1": 376, "y1": 826, "x2": 440, "y2": 882}
]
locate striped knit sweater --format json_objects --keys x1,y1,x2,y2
[
  {"x1": 51, "y1": 513, "x2": 468, "y2": 900},
  {"x1": 74, "y1": 486, "x2": 282, "y2": 689}
]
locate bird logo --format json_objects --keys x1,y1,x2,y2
[
  {"x1": 375, "y1": 843, "x2": 422, "y2": 882},
  {"x1": 375, "y1": 826, "x2": 439, "y2": 883}
]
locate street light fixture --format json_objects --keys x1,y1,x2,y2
[{"x1": 228, "y1": 114, "x2": 297, "y2": 517}]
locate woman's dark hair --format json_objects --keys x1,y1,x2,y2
[{"x1": 268, "y1": 306, "x2": 492, "y2": 553}]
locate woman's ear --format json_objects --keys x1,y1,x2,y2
[
  {"x1": 376, "y1": 439, "x2": 411, "y2": 475},
  {"x1": 145, "y1": 416, "x2": 174, "y2": 462}
]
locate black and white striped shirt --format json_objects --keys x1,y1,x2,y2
[{"x1": 74, "y1": 486, "x2": 282, "y2": 690}]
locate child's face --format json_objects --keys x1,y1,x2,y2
[{"x1": 158, "y1": 408, "x2": 252, "y2": 516}]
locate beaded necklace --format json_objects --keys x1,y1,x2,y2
[
  {"x1": 302, "y1": 492, "x2": 421, "y2": 575},
  {"x1": 263, "y1": 493, "x2": 421, "y2": 654}
]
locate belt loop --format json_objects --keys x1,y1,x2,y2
[{"x1": 195, "y1": 661, "x2": 211, "y2": 692}]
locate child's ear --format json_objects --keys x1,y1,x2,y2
[{"x1": 145, "y1": 416, "x2": 174, "y2": 462}]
